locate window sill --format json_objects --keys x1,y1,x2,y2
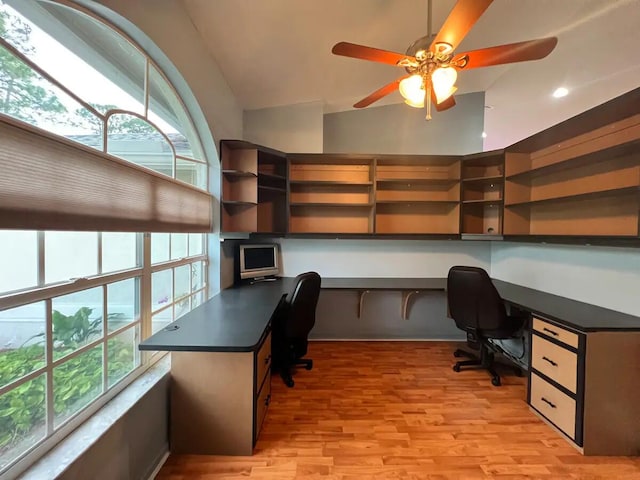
[{"x1": 18, "y1": 355, "x2": 170, "y2": 480}]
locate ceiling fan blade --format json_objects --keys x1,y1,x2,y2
[
  {"x1": 430, "y1": 88, "x2": 456, "y2": 112},
  {"x1": 454, "y1": 37, "x2": 558, "y2": 69},
  {"x1": 332, "y1": 42, "x2": 411, "y2": 66},
  {"x1": 430, "y1": 0, "x2": 493, "y2": 53},
  {"x1": 353, "y1": 76, "x2": 408, "y2": 108}
]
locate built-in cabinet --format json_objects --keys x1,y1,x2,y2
[
  {"x1": 221, "y1": 141, "x2": 287, "y2": 234},
  {"x1": 288, "y1": 154, "x2": 375, "y2": 234},
  {"x1": 169, "y1": 330, "x2": 272, "y2": 455},
  {"x1": 375, "y1": 155, "x2": 460, "y2": 234},
  {"x1": 528, "y1": 317, "x2": 640, "y2": 455},
  {"x1": 504, "y1": 113, "x2": 640, "y2": 236},
  {"x1": 460, "y1": 151, "x2": 504, "y2": 235},
  {"x1": 220, "y1": 87, "x2": 640, "y2": 242}
]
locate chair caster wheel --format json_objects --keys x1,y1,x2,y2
[
  {"x1": 305, "y1": 360, "x2": 313, "y2": 370},
  {"x1": 491, "y1": 377, "x2": 501, "y2": 387},
  {"x1": 453, "y1": 364, "x2": 461, "y2": 372},
  {"x1": 453, "y1": 350, "x2": 463, "y2": 358},
  {"x1": 285, "y1": 378, "x2": 294, "y2": 388}
]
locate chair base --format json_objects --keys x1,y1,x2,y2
[
  {"x1": 453, "y1": 345, "x2": 520, "y2": 387},
  {"x1": 279, "y1": 357, "x2": 313, "y2": 388}
]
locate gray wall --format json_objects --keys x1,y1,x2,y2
[
  {"x1": 244, "y1": 102, "x2": 323, "y2": 153},
  {"x1": 59, "y1": 374, "x2": 169, "y2": 480},
  {"x1": 491, "y1": 242, "x2": 640, "y2": 317},
  {"x1": 323, "y1": 92, "x2": 485, "y2": 155}
]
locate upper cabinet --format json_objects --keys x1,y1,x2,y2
[
  {"x1": 374, "y1": 155, "x2": 460, "y2": 234},
  {"x1": 220, "y1": 87, "x2": 640, "y2": 243},
  {"x1": 460, "y1": 151, "x2": 504, "y2": 236},
  {"x1": 220, "y1": 140, "x2": 287, "y2": 234},
  {"x1": 288, "y1": 154, "x2": 374, "y2": 234},
  {"x1": 503, "y1": 89, "x2": 640, "y2": 237}
]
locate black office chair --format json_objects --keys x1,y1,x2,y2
[
  {"x1": 271, "y1": 271, "x2": 321, "y2": 387},
  {"x1": 447, "y1": 266, "x2": 526, "y2": 386}
]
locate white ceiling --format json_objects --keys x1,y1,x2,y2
[{"x1": 182, "y1": 0, "x2": 640, "y2": 149}]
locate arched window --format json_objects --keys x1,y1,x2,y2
[{"x1": 0, "y1": 1, "x2": 210, "y2": 474}]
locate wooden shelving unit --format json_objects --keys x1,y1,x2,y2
[
  {"x1": 504, "y1": 112, "x2": 640, "y2": 237},
  {"x1": 288, "y1": 154, "x2": 374, "y2": 233},
  {"x1": 220, "y1": 140, "x2": 287, "y2": 234},
  {"x1": 374, "y1": 155, "x2": 460, "y2": 234},
  {"x1": 218, "y1": 86, "x2": 640, "y2": 243},
  {"x1": 460, "y1": 151, "x2": 504, "y2": 235}
]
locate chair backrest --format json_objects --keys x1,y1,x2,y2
[
  {"x1": 447, "y1": 266, "x2": 507, "y2": 332},
  {"x1": 283, "y1": 271, "x2": 321, "y2": 340}
]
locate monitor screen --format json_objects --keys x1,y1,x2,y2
[
  {"x1": 244, "y1": 247, "x2": 275, "y2": 270},
  {"x1": 239, "y1": 244, "x2": 279, "y2": 280}
]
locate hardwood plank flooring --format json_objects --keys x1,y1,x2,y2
[{"x1": 156, "y1": 342, "x2": 640, "y2": 479}]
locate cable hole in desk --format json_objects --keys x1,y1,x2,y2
[{"x1": 164, "y1": 325, "x2": 180, "y2": 331}]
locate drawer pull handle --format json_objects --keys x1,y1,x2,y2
[
  {"x1": 543, "y1": 327, "x2": 559, "y2": 337},
  {"x1": 264, "y1": 354, "x2": 271, "y2": 365},
  {"x1": 541, "y1": 397, "x2": 556, "y2": 409},
  {"x1": 542, "y1": 356, "x2": 558, "y2": 367},
  {"x1": 265, "y1": 394, "x2": 271, "y2": 406}
]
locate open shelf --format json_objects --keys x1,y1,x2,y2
[
  {"x1": 222, "y1": 170, "x2": 257, "y2": 178},
  {"x1": 461, "y1": 202, "x2": 502, "y2": 235},
  {"x1": 258, "y1": 185, "x2": 286, "y2": 193},
  {"x1": 505, "y1": 154, "x2": 640, "y2": 204},
  {"x1": 375, "y1": 203, "x2": 460, "y2": 234},
  {"x1": 376, "y1": 200, "x2": 459, "y2": 204},
  {"x1": 505, "y1": 186, "x2": 639, "y2": 207},
  {"x1": 462, "y1": 175, "x2": 503, "y2": 184},
  {"x1": 290, "y1": 180, "x2": 373, "y2": 185},
  {"x1": 505, "y1": 117, "x2": 640, "y2": 179},
  {"x1": 258, "y1": 172, "x2": 286, "y2": 181},
  {"x1": 376, "y1": 178, "x2": 459, "y2": 184},
  {"x1": 462, "y1": 199, "x2": 503, "y2": 204},
  {"x1": 222, "y1": 200, "x2": 257, "y2": 206},
  {"x1": 289, "y1": 204, "x2": 374, "y2": 234},
  {"x1": 504, "y1": 191, "x2": 639, "y2": 237},
  {"x1": 290, "y1": 202, "x2": 373, "y2": 207},
  {"x1": 220, "y1": 140, "x2": 287, "y2": 234}
]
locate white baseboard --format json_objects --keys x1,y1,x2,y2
[{"x1": 147, "y1": 450, "x2": 170, "y2": 480}]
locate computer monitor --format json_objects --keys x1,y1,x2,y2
[{"x1": 239, "y1": 244, "x2": 280, "y2": 281}]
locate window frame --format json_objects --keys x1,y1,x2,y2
[{"x1": 0, "y1": 0, "x2": 212, "y2": 475}]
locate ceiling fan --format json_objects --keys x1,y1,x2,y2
[{"x1": 331, "y1": 0, "x2": 558, "y2": 120}]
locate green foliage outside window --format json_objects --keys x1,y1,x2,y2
[{"x1": 0, "y1": 307, "x2": 135, "y2": 452}]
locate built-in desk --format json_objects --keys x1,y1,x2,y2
[{"x1": 140, "y1": 276, "x2": 640, "y2": 456}]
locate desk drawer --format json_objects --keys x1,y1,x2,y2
[
  {"x1": 530, "y1": 372, "x2": 576, "y2": 440},
  {"x1": 255, "y1": 371, "x2": 271, "y2": 439},
  {"x1": 533, "y1": 317, "x2": 579, "y2": 348},
  {"x1": 532, "y1": 334, "x2": 578, "y2": 393},
  {"x1": 256, "y1": 332, "x2": 272, "y2": 388}
]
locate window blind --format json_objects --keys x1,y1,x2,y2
[{"x1": 0, "y1": 115, "x2": 212, "y2": 232}]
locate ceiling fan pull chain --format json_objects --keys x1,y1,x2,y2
[
  {"x1": 427, "y1": 0, "x2": 433, "y2": 39},
  {"x1": 426, "y1": 83, "x2": 432, "y2": 121}
]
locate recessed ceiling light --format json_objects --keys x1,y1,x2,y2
[
  {"x1": 553, "y1": 87, "x2": 569, "y2": 98},
  {"x1": 482, "y1": 132, "x2": 487, "y2": 138}
]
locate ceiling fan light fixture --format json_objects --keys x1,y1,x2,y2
[
  {"x1": 431, "y1": 66, "x2": 458, "y2": 103},
  {"x1": 399, "y1": 74, "x2": 425, "y2": 107}
]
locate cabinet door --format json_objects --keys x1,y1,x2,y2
[{"x1": 255, "y1": 372, "x2": 271, "y2": 440}]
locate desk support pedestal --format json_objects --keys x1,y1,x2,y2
[{"x1": 170, "y1": 351, "x2": 255, "y2": 455}]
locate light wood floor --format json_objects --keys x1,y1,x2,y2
[{"x1": 156, "y1": 342, "x2": 640, "y2": 479}]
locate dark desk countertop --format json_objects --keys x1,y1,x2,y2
[
  {"x1": 139, "y1": 279, "x2": 294, "y2": 353},
  {"x1": 322, "y1": 277, "x2": 446, "y2": 290},
  {"x1": 493, "y1": 280, "x2": 640, "y2": 332},
  {"x1": 139, "y1": 276, "x2": 640, "y2": 353}
]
